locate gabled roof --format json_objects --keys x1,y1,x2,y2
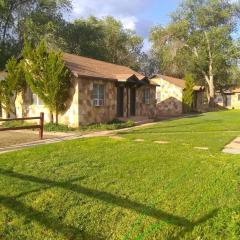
[
  {"x1": 63, "y1": 53, "x2": 145, "y2": 82},
  {"x1": 151, "y1": 74, "x2": 185, "y2": 89}
]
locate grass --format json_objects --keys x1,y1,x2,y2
[{"x1": 0, "y1": 110, "x2": 240, "y2": 239}]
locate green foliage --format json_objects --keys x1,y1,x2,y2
[
  {"x1": 61, "y1": 16, "x2": 143, "y2": 70},
  {"x1": 23, "y1": 40, "x2": 72, "y2": 123},
  {"x1": 0, "y1": 57, "x2": 26, "y2": 116},
  {"x1": 150, "y1": 0, "x2": 240, "y2": 102},
  {"x1": 44, "y1": 123, "x2": 74, "y2": 132},
  {"x1": 2, "y1": 120, "x2": 30, "y2": 128},
  {"x1": 79, "y1": 119, "x2": 135, "y2": 131},
  {"x1": 183, "y1": 73, "x2": 194, "y2": 113},
  {"x1": 0, "y1": 0, "x2": 72, "y2": 70},
  {"x1": 0, "y1": 111, "x2": 240, "y2": 239}
]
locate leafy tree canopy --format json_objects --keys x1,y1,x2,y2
[{"x1": 150, "y1": 0, "x2": 240, "y2": 106}]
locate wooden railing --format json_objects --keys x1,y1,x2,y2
[{"x1": 0, "y1": 112, "x2": 44, "y2": 140}]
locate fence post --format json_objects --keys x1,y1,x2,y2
[{"x1": 39, "y1": 112, "x2": 44, "y2": 140}]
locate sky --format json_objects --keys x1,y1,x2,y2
[{"x1": 66, "y1": 0, "x2": 182, "y2": 50}]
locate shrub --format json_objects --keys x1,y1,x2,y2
[
  {"x1": 79, "y1": 120, "x2": 135, "y2": 131},
  {"x1": 44, "y1": 123, "x2": 75, "y2": 132}
]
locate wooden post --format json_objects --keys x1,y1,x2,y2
[
  {"x1": 126, "y1": 86, "x2": 129, "y2": 117},
  {"x1": 39, "y1": 112, "x2": 44, "y2": 140}
]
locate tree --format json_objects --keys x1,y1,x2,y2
[
  {"x1": 0, "y1": 57, "x2": 26, "y2": 117},
  {"x1": 0, "y1": 0, "x2": 72, "y2": 70},
  {"x1": 23, "y1": 40, "x2": 72, "y2": 124},
  {"x1": 183, "y1": 73, "x2": 194, "y2": 113},
  {"x1": 139, "y1": 52, "x2": 159, "y2": 77},
  {"x1": 60, "y1": 16, "x2": 143, "y2": 70},
  {"x1": 150, "y1": 0, "x2": 240, "y2": 107}
]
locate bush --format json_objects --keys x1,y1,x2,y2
[
  {"x1": 44, "y1": 123, "x2": 75, "y2": 132},
  {"x1": 2, "y1": 120, "x2": 31, "y2": 128},
  {"x1": 79, "y1": 119, "x2": 135, "y2": 131}
]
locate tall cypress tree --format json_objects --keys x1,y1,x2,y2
[
  {"x1": 183, "y1": 73, "x2": 194, "y2": 113},
  {"x1": 23, "y1": 40, "x2": 72, "y2": 124},
  {"x1": 0, "y1": 57, "x2": 26, "y2": 117}
]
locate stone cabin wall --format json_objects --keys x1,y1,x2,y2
[
  {"x1": 152, "y1": 78, "x2": 183, "y2": 116},
  {"x1": 13, "y1": 77, "x2": 156, "y2": 126},
  {"x1": 78, "y1": 78, "x2": 117, "y2": 125}
]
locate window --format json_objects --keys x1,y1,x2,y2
[
  {"x1": 144, "y1": 88, "x2": 150, "y2": 104},
  {"x1": 156, "y1": 91, "x2": 161, "y2": 104},
  {"x1": 215, "y1": 95, "x2": 223, "y2": 103},
  {"x1": 32, "y1": 93, "x2": 43, "y2": 105},
  {"x1": 92, "y1": 84, "x2": 104, "y2": 106},
  {"x1": 238, "y1": 94, "x2": 240, "y2": 102}
]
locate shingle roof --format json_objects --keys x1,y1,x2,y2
[
  {"x1": 63, "y1": 53, "x2": 145, "y2": 81},
  {"x1": 151, "y1": 75, "x2": 185, "y2": 88}
]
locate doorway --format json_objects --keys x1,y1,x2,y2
[{"x1": 117, "y1": 87, "x2": 124, "y2": 117}]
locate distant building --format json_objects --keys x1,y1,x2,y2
[
  {"x1": 215, "y1": 88, "x2": 240, "y2": 109},
  {"x1": 151, "y1": 75, "x2": 206, "y2": 115}
]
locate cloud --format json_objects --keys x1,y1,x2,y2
[
  {"x1": 70, "y1": 0, "x2": 153, "y2": 32},
  {"x1": 72, "y1": 0, "x2": 151, "y2": 18},
  {"x1": 68, "y1": 0, "x2": 155, "y2": 51}
]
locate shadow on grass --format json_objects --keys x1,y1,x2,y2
[
  {"x1": 0, "y1": 194, "x2": 104, "y2": 239},
  {"x1": 0, "y1": 168, "x2": 219, "y2": 238}
]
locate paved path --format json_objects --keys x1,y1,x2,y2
[
  {"x1": 223, "y1": 137, "x2": 240, "y2": 154},
  {"x1": 0, "y1": 122, "x2": 157, "y2": 154}
]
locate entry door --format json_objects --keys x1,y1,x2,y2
[
  {"x1": 130, "y1": 88, "x2": 136, "y2": 116},
  {"x1": 117, "y1": 87, "x2": 124, "y2": 117},
  {"x1": 226, "y1": 95, "x2": 232, "y2": 107}
]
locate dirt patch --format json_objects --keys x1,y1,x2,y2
[
  {"x1": 0, "y1": 131, "x2": 59, "y2": 148},
  {"x1": 109, "y1": 136, "x2": 125, "y2": 140},
  {"x1": 154, "y1": 141, "x2": 170, "y2": 144},
  {"x1": 194, "y1": 147, "x2": 209, "y2": 150}
]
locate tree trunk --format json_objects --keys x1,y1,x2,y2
[
  {"x1": 55, "y1": 110, "x2": 59, "y2": 125},
  {"x1": 208, "y1": 75, "x2": 215, "y2": 109},
  {"x1": 49, "y1": 111, "x2": 53, "y2": 124}
]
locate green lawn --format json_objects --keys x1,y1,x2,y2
[{"x1": 0, "y1": 110, "x2": 240, "y2": 240}]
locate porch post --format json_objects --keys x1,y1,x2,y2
[{"x1": 126, "y1": 86, "x2": 129, "y2": 117}]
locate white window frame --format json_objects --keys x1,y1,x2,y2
[
  {"x1": 32, "y1": 93, "x2": 43, "y2": 106},
  {"x1": 238, "y1": 94, "x2": 240, "y2": 102},
  {"x1": 92, "y1": 84, "x2": 105, "y2": 107},
  {"x1": 144, "y1": 88, "x2": 150, "y2": 105}
]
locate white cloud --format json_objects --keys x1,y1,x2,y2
[
  {"x1": 120, "y1": 16, "x2": 138, "y2": 31},
  {"x1": 70, "y1": 0, "x2": 153, "y2": 31}
]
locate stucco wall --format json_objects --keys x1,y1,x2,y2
[
  {"x1": 152, "y1": 77, "x2": 183, "y2": 116},
  {"x1": 15, "y1": 78, "x2": 79, "y2": 127},
  {"x1": 216, "y1": 93, "x2": 240, "y2": 109}
]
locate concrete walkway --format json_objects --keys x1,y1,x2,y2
[
  {"x1": 223, "y1": 137, "x2": 240, "y2": 154},
  {"x1": 0, "y1": 122, "x2": 157, "y2": 154}
]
